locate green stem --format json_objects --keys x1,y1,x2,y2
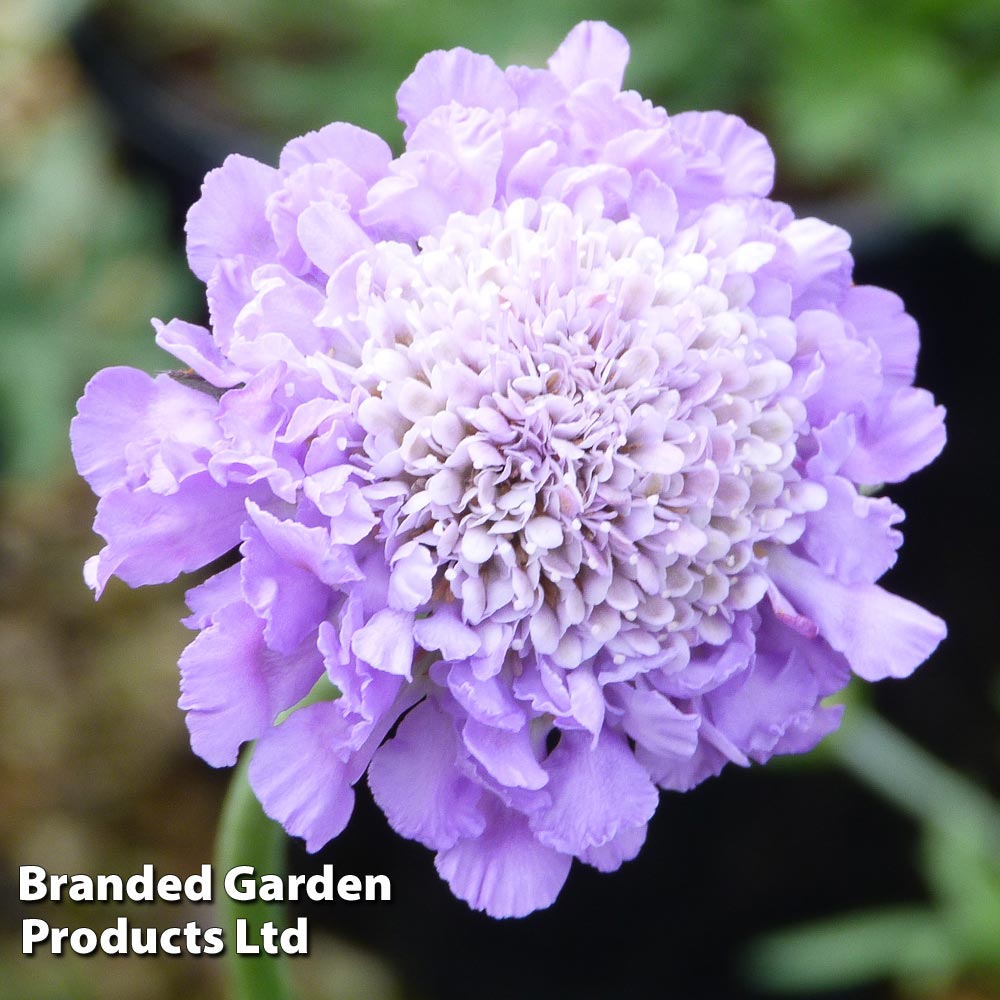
[
  {"x1": 216, "y1": 749, "x2": 293, "y2": 1000},
  {"x1": 829, "y1": 701, "x2": 1000, "y2": 859}
]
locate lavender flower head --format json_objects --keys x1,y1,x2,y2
[{"x1": 72, "y1": 22, "x2": 946, "y2": 917}]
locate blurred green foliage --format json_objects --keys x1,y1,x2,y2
[
  {"x1": 0, "y1": 116, "x2": 191, "y2": 474},
  {"x1": 103, "y1": 0, "x2": 1000, "y2": 244},
  {"x1": 1, "y1": 0, "x2": 193, "y2": 476},
  {"x1": 747, "y1": 702, "x2": 1000, "y2": 997}
]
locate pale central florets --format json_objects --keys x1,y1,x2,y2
[{"x1": 350, "y1": 199, "x2": 817, "y2": 670}]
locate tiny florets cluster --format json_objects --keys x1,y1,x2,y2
[{"x1": 72, "y1": 22, "x2": 946, "y2": 917}]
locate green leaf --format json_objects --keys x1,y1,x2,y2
[
  {"x1": 216, "y1": 751, "x2": 293, "y2": 1000},
  {"x1": 746, "y1": 908, "x2": 958, "y2": 992}
]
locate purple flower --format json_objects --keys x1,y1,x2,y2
[{"x1": 71, "y1": 22, "x2": 946, "y2": 917}]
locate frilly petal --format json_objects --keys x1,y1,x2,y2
[
  {"x1": 362, "y1": 105, "x2": 503, "y2": 240},
  {"x1": 547, "y1": 21, "x2": 630, "y2": 91},
  {"x1": 368, "y1": 699, "x2": 486, "y2": 850},
  {"x1": 266, "y1": 161, "x2": 367, "y2": 275},
  {"x1": 841, "y1": 285, "x2": 919, "y2": 392},
  {"x1": 229, "y1": 265, "x2": 330, "y2": 369},
  {"x1": 350, "y1": 608, "x2": 416, "y2": 679},
  {"x1": 640, "y1": 735, "x2": 732, "y2": 792},
  {"x1": 396, "y1": 47, "x2": 517, "y2": 140},
  {"x1": 278, "y1": 121, "x2": 392, "y2": 183},
  {"x1": 86, "y1": 473, "x2": 255, "y2": 597},
  {"x1": 613, "y1": 684, "x2": 701, "y2": 760},
  {"x1": 206, "y1": 256, "x2": 257, "y2": 352},
  {"x1": 530, "y1": 728, "x2": 657, "y2": 854},
  {"x1": 579, "y1": 821, "x2": 647, "y2": 873},
  {"x1": 842, "y1": 386, "x2": 947, "y2": 485},
  {"x1": 318, "y1": 614, "x2": 402, "y2": 747},
  {"x1": 434, "y1": 798, "x2": 572, "y2": 918},
  {"x1": 153, "y1": 318, "x2": 247, "y2": 387},
  {"x1": 795, "y1": 309, "x2": 882, "y2": 427},
  {"x1": 185, "y1": 153, "x2": 279, "y2": 282},
  {"x1": 387, "y1": 541, "x2": 436, "y2": 611},
  {"x1": 801, "y1": 475, "x2": 904, "y2": 585},
  {"x1": 249, "y1": 701, "x2": 356, "y2": 852},
  {"x1": 670, "y1": 110, "x2": 775, "y2": 198},
  {"x1": 767, "y1": 548, "x2": 946, "y2": 681},
  {"x1": 413, "y1": 604, "x2": 482, "y2": 658},
  {"x1": 244, "y1": 500, "x2": 359, "y2": 587},
  {"x1": 462, "y1": 717, "x2": 548, "y2": 791},
  {"x1": 183, "y1": 563, "x2": 243, "y2": 629},
  {"x1": 446, "y1": 660, "x2": 525, "y2": 731},
  {"x1": 782, "y1": 216, "x2": 853, "y2": 306},
  {"x1": 296, "y1": 201, "x2": 373, "y2": 276},
  {"x1": 71, "y1": 366, "x2": 219, "y2": 497},
  {"x1": 178, "y1": 601, "x2": 322, "y2": 766},
  {"x1": 707, "y1": 646, "x2": 832, "y2": 762},
  {"x1": 239, "y1": 503, "x2": 341, "y2": 654}
]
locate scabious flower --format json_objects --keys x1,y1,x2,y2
[{"x1": 72, "y1": 22, "x2": 946, "y2": 917}]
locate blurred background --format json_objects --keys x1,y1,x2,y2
[{"x1": 1, "y1": 1, "x2": 998, "y2": 998}]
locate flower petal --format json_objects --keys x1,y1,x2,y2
[
  {"x1": 413, "y1": 605, "x2": 482, "y2": 659},
  {"x1": 670, "y1": 111, "x2": 775, "y2": 198},
  {"x1": 296, "y1": 201, "x2": 373, "y2": 276},
  {"x1": 240, "y1": 508, "x2": 337, "y2": 654},
  {"x1": 249, "y1": 701, "x2": 357, "y2": 852},
  {"x1": 579, "y1": 821, "x2": 647, "y2": 873},
  {"x1": 71, "y1": 366, "x2": 219, "y2": 496},
  {"x1": 350, "y1": 608, "x2": 416, "y2": 679},
  {"x1": 396, "y1": 47, "x2": 517, "y2": 139},
  {"x1": 362, "y1": 105, "x2": 503, "y2": 240},
  {"x1": 614, "y1": 684, "x2": 701, "y2": 760},
  {"x1": 447, "y1": 660, "x2": 525, "y2": 731},
  {"x1": 153, "y1": 318, "x2": 247, "y2": 387},
  {"x1": 547, "y1": 21, "x2": 630, "y2": 91},
  {"x1": 841, "y1": 285, "x2": 919, "y2": 391},
  {"x1": 530, "y1": 728, "x2": 657, "y2": 854},
  {"x1": 434, "y1": 799, "x2": 572, "y2": 918},
  {"x1": 87, "y1": 473, "x2": 254, "y2": 596},
  {"x1": 843, "y1": 386, "x2": 947, "y2": 484},
  {"x1": 463, "y1": 717, "x2": 549, "y2": 790},
  {"x1": 801, "y1": 475, "x2": 904, "y2": 585},
  {"x1": 368, "y1": 699, "x2": 486, "y2": 850},
  {"x1": 768, "y1": 548, "x2": 946, "y2": 681},
  {"x1": 279, "y1": 122, "x2": 392, "y2": 183},
  {"x1": 185, "y1": 153, "x2": 280, "y2": 282},
  {"x1": 178, "y1": 601, "x2": 322, "y2": 766}
]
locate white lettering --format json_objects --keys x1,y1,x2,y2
[
  {"x1": 220, "y1": 866, "x2": 389, "y2": 903},
  {"x1": 101, "y1": 917, "x2": 129, "y2": 955},
  {"x1": 235, "y1": 917, "x2": 258, "y2": 954},
  {"x1": 224, "y1": 865, "x2": 257, "y2": 902},
  {"x1": 281, "y1": 918, "x2": 309, "y2": 954},
  {"x1": 235, "y1": 918, "x2": 308, "y2": 955},
  {"x1": 19, "y1": 866, "x2": 48, "y2": 902},
  {"x1": 125, "y1": 867, "x2": 154, "y2": 900},
  {"x1": 22, "y1": 919, "x2": 49, "y2": 953},
  {"x1": 70, "y1": 927, "x2": 98, "y2": 954},
  {"x1": 19, "y1": 865, "x2": 215, "y2": 903},
  {"x1": 306, "y1": 869, "x2": 334, "y2": 900},
  {"x1": 160, "y1": 927, "x2": 182, "y2": 955},
  {"x1": 157, "y1": 874, "x2": 181, "y2": 901},
  {"x1": 337, "y1": 874, "x2": 361, "y2": 901},
  {"x1": 185, "y1": 866, "x2": 212, "y2": 901},
  {"x1": 257, "y1": 874, "x2": 284, "y2": 902},
  {"x1": 202, "y1": 926, "x2": 225, "y2": 955},
  {"x1": 365, "y1": 874, "x2": 391, "y2": 901}
]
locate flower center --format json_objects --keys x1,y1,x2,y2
[{"x1": 348, "y1": 199, "x2": 812, "y2": 671}]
